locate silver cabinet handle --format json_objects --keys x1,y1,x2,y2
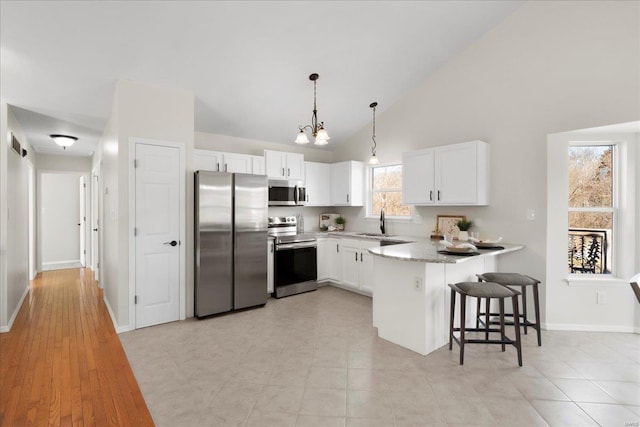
[
  {"x1": 216, "y1": 163, "x2": 220, "y2": 172},
  {"x1": 282, "y1": 167, "x2": 285, "y2": 176},
  {"x1": 437, "y1": 190, "x2": 441, "y2": 201},
  {"x1": 287, "y1": 168, "x2": 290, "y2": 177},
  {"x1": 224, "y1": 163, "x2": 228, "y2": 172},
  {"x1": 336, "y1": 244, "x2": 339, "y2": 253},
  {"x1": 347, "y1": 194, "x2": 349, "y2": 203},
  {"x1": 430, "y1": 190, "x2": 433, "y2": 201},
  {"x1": 360, "y1": 252, "x2": 363, "y2": 262}
]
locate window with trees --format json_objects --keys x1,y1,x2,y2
[
  {"x1": 370, "y1": 164, "x2": 411, "y2": 217},
  {"x1": 568, "y1": 145, "x2": 614, "y2": 274}
]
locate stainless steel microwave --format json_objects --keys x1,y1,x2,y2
[{"x1": 268, "y1": 180, "x2": 306, "y2": 206}]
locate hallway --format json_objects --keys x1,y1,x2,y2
[{"x1": 0, "y1": 268, "x2": 154, "y2": 426}]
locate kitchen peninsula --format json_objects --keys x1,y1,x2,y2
[{"x1": 369, "y1": 242, "x2": 524, "y2": 355}]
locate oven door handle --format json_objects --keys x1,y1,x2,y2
[{"x1": 276, "y1": 242, "x2": 317, "y2": 251}]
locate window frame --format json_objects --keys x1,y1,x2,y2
[
  {"x1": 366, "y1": 162, "x2": 412, "y2": 220},
  {"x1": 567, "y1": 141, "x2": 618, "y2": 278}
]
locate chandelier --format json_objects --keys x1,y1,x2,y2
[{"x1": 295, "y1": 73, "x2": 330, "y2": 145}]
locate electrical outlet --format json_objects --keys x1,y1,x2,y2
[
  {"x1": 596, "y1": 291, "x2": 606, "y2": 305},
  {"x1": 413, "y1": 277, "x2": 423, "y2": 291}
]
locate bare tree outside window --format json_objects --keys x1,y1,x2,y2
[
  {"x1": 568, "y1": 145, "x2": 613, "y2": 274},
  {"x1": 371, "y1": 165, "x2": 411, "y2": 217}
]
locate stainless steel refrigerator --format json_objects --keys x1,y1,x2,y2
[{"x1": 195, "y1": 171, "x2": 268, "y2": 317}]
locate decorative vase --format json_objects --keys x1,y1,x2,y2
[{"x1": 458, "y1": 231, "x2": 469, "y2": 241}]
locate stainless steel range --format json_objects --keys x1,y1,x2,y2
[{"x1": 268, "y1": 216, "x2": 318, "y2": 298}]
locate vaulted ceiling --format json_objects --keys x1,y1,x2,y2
[{"x1": 1, "y1": 1, "x2": 523, "y2": 157}]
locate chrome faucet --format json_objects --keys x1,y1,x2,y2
[{"x1": 380, "y1": 207, "x2": 386, "y2": 235}]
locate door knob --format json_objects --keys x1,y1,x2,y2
[
  {"x1": 163, "y1": 240, "x2": 178, "y2": 247},
  {"x1": 93, "y1": 228, "x2": 98, "y2": 232}
]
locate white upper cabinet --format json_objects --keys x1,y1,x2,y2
[
  {"x1": 194, "y1": 150, "x2": 223, "y2": 172},
  {"x1": 304, "y1": 161, "x2": 331, "y2": 206},
  {"x1": 252, "y1": 156, "x2": 265, "y2": 175},
  {"x1": 402, "y1": 140, "x2": 489, "y2": 206},
  {"x1": 331, "y1": 161, "x2": 364, "y2": 206},
  {"x1": 194, "y1": 149, "x2": 253, "y2": 174},
  {"x1": 264, "y1": 150, "x2": 305, "y2": 181}
]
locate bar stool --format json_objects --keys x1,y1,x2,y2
[
  {"x1": 448, "y1": 281, "x2": 523, "y2": 366},
  {"x1": 476, "y1": 273, "x2": 542, "y2": 346}
]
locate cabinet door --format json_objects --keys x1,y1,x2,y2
[
  {"x1": 340, "y1": 245, "x2": 359, "y2": 289},
  {"x1": 252, "y1": 156, "x2": 265, "y2": 175},
  {"x1": 316, "y1": 238, "x2": 329, "y2": 281},
  {"x1": 402, "y1": 149, "x2": 435, "y2": 205},
  {"x1": 264, "y1": 150, "x2": 287, "y2": 179},
  {"x1": 331, "y1": 162, "x2": 350, "y2": 205},
  {"x1": 328, "y1": 239, "x2": 342, "y2": 282},
  {"x1": 285, "y1": 153, "x2": 305, "y2": 181},
  {"x1": 223, "y1": 153, "x2": 253, "y2": 174},
  {"x1": 435, "y1": 143, "x2": 478, "y2": 204},
  {"x1": 194, "y1": 150, "x2": 222, "y2": 172},
  {"x1": 267, "y1": 240, "x2": 274, "y2": 293},
  {"x1": 305, "y1": 162, "x2": 331, "y2": 206}
]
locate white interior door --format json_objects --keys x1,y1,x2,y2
[
  {"x1": 79, "y1": 176, "x2": 86, "y2": 267},
  {"x1": 91, "y1": 168, "x2": 100, "y2": 282},
  {"x1": 135, "y1": 143, "x2": 181, "y2": 328}
]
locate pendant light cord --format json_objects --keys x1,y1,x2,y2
[{"x1": 371, "y1": 103, "x2": 377, "y2": 155}]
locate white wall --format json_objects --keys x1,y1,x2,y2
[
  {"x1": 95, "y1": 79, "x2": 194, "y2": 331},
  {"x1": 195, "y1": 132, "x2": 334, "y2": 163},
  {"x1": 331, "y1": 1, "x2": 639, "y2": 330},
  {"x1": 40, "y1": 173, "x2": 81, "y2": 265},
  {"x1": 0, "y1": 102, "x2": 36, "y2": 332},
  {"x1": 37, "y1": 153, "x2": 92, "y2": 172}
]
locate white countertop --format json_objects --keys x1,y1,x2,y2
[{"x1": 368, "y1": 241, "x2": 524, "y2": 263}]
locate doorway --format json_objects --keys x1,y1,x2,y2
[
  {"x1": 38, "y1": 171, "x2": 90, "y2": 272},
  {"x1": 91, "y1": 166, "x2": 100, "y2": 284}
]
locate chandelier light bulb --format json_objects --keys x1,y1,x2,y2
[{"x1": 295, "y1": 130, "x2": 310, "y2": 144}]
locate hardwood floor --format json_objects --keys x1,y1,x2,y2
[{"x1": 0, "y1": 268, "x2": 154, "y2": 426}]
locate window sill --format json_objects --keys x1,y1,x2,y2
[{"x1": 564, "y1": 275, "x2": 629, "y2": 287}]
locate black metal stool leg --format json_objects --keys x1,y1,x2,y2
[
  {"x1": 459, "y1": 294, "x2": 466, "y2": 365},
  {"x1": 475, "y1": 297, "x2": 481, "y2": 329},
  {"x1": 484, "y1": 297, "x2": 490, "y2": 341},
  {"x1": 512, "y1": 295, "x2": 523, "y2": 367},
  {"x1": 499, "y1": 298, "x2": 506, "y2": 352},
  {"x1": 521, "y1": 285, "x2": 528, "y2": 335},
  {"x1": 449, "y1": 289, "x2": 455, "y2": 351},
  {"x1": 533, "y1": 282, "x2": 542, "y2": 346}
]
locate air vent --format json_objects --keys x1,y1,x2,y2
[{"x1": 10, "y1": 134, "x2": 21, "y2": 156}]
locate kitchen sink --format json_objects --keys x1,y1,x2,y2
[
  {"x1": 379, "y1": 239, "x2": 407, "y2": 247},
  {"x1": 356, "y1": 232, "x2": 396, "y2": 237}
]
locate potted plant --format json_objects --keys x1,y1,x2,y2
[
  {"x1": 456, "y1": 219, "x2": 473, "y2": 241},
  {"x1": 334, "y1": 216, "x2": 346, "y2": 231}
]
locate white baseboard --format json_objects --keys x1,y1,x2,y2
[
  {"x1": 42, "y1": 259, "x2": 80, "y2": 265},
  {"x1": 0, "y1": 284, "x2": 30, "y2": 333},
  {"x1": 543, "y1": 322, "x2": 637, "y2": 333},
  {"x1": 103, "y1": 294, "x2": 132, "y2": 334},
  {"x1": 325, "y1": 281, "x2": 372, "y2": 298}
]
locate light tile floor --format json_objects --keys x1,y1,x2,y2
[{"x1": 120, "y1": 286, "x2": 640, "y2": 427}]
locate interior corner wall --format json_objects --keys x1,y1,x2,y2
[
  {"x1": 0, "y1": 103, "x2": 36, "y2": 332},
  {"x1": 331, "y1": 1, "x2": 639, "y2": 330},
  {"x1": 110, "y1": 79, "x2": 194, "y2": 329},
  {"x1": 195, "y1": 132, "x2": 335, "y2": 163}
]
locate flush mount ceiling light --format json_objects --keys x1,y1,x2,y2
[
  {"x1": 368, "y1": 102, "x2": 379, "y2": 165},
  {"x1": 295, "y1": 73, "x2": 330, "y2": 146},
  {"x1": 50, "y1": 134, "x2": 78, "y2": 150}
]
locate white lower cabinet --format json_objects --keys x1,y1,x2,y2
[
  {"x1": 339, "y1": 238, "x2": 379, "y2": 295},
  {"x1": 318, "y1": 238, "x2": 341, "y2": 282},
  {"x1": 318, "y1": 237, "x2": 376, "y2": 296},
  {"x1": 267, "y1": 239, "x2": 274, "y2": 294}
]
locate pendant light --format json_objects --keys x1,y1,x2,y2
[
  {"x1": 295, "y1": 73, "x2": 330, "y2": 145},
  {"x1": 50, "y1": 134, "x2": 78, "y2": 150},
  {"x1": 368, "y1": 102, "x2": 379, "y2": 165}
]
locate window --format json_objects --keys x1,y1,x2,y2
[
  {"x1": 568, "y1": 145, "x2": 614, "y2": 274},
  {"x1": 370, "y1": 164, "x2": 410, "y2": 217}
]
